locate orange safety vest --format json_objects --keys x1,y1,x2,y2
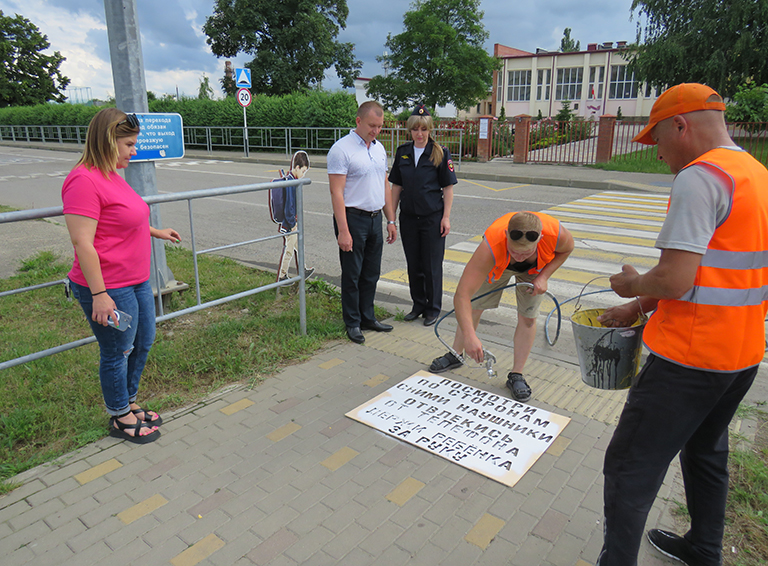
[
  {"x1": 484, "y1": 212, "x2": 561, "y2": 283},
  {"x1": 643, "y1": 148, "x2": 768, "y2": 372}
]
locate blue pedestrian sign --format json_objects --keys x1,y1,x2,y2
[
  {"x1": 131, "y1": 113, "x2": 185, "y2": 162},
  {"x1": 235, "y1": 68, "x2": 252, "y2": 89}
]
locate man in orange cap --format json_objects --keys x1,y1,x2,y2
[{"x1": 594, "y1": 84, "x2": 768, "y2": 565}]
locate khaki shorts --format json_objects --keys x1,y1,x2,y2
[{"x1": 471, "y1": 269, "x2": 543, "y2": 318}]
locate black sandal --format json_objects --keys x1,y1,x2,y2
[
  {"x1": 429, "y1": 351, "x2": 463, "y2": 373},
  {"x1": 109, "y1": 414, "x2": 161, "y2": 444},
  {"x1": 506, "y1": 372, "x2": 532, "y2": 402},
  {"x1": 131, "y1": 407, "x2": 163, "y2": 427}
]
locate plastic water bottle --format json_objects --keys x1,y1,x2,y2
[{"x1": 107, "y1": 309, "x2": 133, "y2": 332}]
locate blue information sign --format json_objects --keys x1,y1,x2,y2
[
  {"x1": 132, "y1": 113, "x2": 185, "y2": 162},
  {"x1": 235, "y1": 68, "x2": 252, "y2": 89}
]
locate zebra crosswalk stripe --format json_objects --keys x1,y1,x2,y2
[{"x1": 380, "y1": 191, "x2": 670, "y2": 314}]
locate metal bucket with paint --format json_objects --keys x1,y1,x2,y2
[{"x1": 570, "y1": 308, "x2": 647, "y2": 390}]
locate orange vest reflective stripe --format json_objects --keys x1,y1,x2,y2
[
  {"x1": 484, "y1": 212, "x2": 561, "y2": 283},
  {"x1": 643, "y1": 147, "x2": 768, "y2": 372}
]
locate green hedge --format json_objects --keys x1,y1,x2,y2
[{"x1": 0, "y1": 91, "x2": 358, "y2": 129}]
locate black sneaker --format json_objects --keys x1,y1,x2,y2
[{"x1": 647, "y1": 529, "x2": 716, "y2": 566}]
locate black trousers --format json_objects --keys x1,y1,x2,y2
[
  {"x1": 399, "y1": 210, "x2": 445, "y2": 318},
  {"x1": 334, "y1": 211, "x2": 383, "y2": 327},
  {"x1": 596, "y1": 354, "x2": 756, "y2": 566}
]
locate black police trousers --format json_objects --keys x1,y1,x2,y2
[{"x1": 400, "y1": 209, "x2": 445, "y2": 318}]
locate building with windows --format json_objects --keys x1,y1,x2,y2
[{"x1": 489, "y1": 42, "x2": 659, "y2": 120}]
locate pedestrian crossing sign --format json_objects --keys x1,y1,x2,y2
[{"x1": 235, "y1": 68, "x2": 252, "y2": 89}]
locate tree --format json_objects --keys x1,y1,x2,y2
[
  {"x1": 726, "y1": 82, "x2": 768, "y2": 123},
  {"x1": 220, "y1": 74, "x2": 237, "y2": 97},
  {"x1": 0, "y1": 11, "x2": 69, "y2": 107},
  {"x1": 560, "y1": 28, "x2": 580, "y2": 52},
  {"x1": 203, "y1": 0, "x2": 362, "y2": 96},
  {"x1": 365, "y1": 0, "x2": 498, "y2": 111},
  {"x1": 628, "y1": 0, "x2": 768, "y2": 98},
  {"x1": 555, "y1": 99, "x2": 575, "y2": 122},
  {"x1": 198, "y1": 74, "x2": 214, "y2": 100}
]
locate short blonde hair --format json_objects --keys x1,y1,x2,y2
[
  {"x1": 507, "y1": 212, "x2": 542, "y2": 250},
  {"x1": 76, "y1": 108, "x2": 140, "y2": 177},
  {"x1": 357, "y1": 100, "x2": 383, "y2": 119}
]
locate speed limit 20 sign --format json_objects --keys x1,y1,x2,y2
[{"x1": 237, "y1": 88, "x2": 252, "y2": 108}]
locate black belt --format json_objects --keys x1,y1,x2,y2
[{"x1": 346, "y1": 207, "x2": 380, "y2": 217}]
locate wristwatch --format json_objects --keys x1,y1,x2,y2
[{"x1": 387, "y1": 220, "x2": 396, "y2": 225}]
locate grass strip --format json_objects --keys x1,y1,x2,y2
[{"x1": 0, "y1": 246, "x2": 369, "y2": 493}]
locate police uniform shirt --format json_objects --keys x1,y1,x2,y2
[{"x1": 388, "y1": 139, "x2": 458, "y2": 216}]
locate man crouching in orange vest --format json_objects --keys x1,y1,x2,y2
[
  {"x1": 428, "y1": 211, "x2": 574, "y2": 402},
  {"x1": 594, "y1": 83, "x2": 768, "y2": 566}
]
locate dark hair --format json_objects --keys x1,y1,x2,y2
[{"x1": 292, "y1": 150, "x2": 309, "y2": 169}]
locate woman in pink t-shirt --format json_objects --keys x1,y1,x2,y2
[{"x1": 63, "y1": 108, "x2": 180, "y2": 444}]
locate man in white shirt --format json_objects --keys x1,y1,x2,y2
[{"x1": 328, "y1": 101, "x2": 397, "y2": 343}]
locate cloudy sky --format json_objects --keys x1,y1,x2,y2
[{"x1": 0, "y1": 0, "x2": 641, "y2": 102}]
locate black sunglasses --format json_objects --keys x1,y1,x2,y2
[
  {"x1": 118, "y1": 113, "x2": 140, "y2": 129},
  {"x1": 509, "y1": 230, "x2": 539, "y2": 242}
]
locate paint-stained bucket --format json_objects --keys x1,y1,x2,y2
[{"x1": 570, "y1": 308, "x2": 647, "y2": 390}]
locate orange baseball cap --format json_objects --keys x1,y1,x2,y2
[{"x1": 632, "y1": 83, "x2": 726, "y2": 145}]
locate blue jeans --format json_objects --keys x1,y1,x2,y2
[{"x1": 71, "y1": 280, "x2": 156, "y2": 416}]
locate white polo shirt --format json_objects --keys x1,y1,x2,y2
[{"x1": 327, "y1": 130, "x2": 387, "y2": 212}]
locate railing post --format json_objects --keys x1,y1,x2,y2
[
  {"x1": 207, "y1": 127, "x2": 212, "y2": 153},
  {"x1": 296, "y1": 180, "x2": 307, "y2": 336},
  {"x1": 57, "y1": 126, "x2": 63, "y2": 144},
  {"x1": 596, "y1": 115, "x2": 617, "y2": 163},
  {"x1": 513, "y1": 115, "x2": 532, "y2": 164},
  {"x1": 41, "y1": 126, "x2": 45, "y2": 143}
]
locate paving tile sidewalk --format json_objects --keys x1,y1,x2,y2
[{"x1": 0, "y1": 321, "x2": 682, "y2": 566}]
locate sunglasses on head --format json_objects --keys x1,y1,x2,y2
[
  {"x1": 509, "y1": 230, "x2": 539, "y2": 242},
  {"x1": 118, "y1": 113, "x2": 140, "y2": 129}
]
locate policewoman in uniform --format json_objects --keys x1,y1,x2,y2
[{"x1": 389, "y1": 105, "x2": 457, "y2": 326}]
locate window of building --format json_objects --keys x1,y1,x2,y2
[
  {"x1": 556, "y1": 67, "x2": 583, "y2": 101},
  {"x1": 507, "y1": 70, "x2": 531, "y2": 101},
  {"x1": 497, "y1": 72, "x2": 503, "y2": 102},
  {"x1": 610, "y1": 65, "x2": 639, "y2": 99},
  {"x1": 537, "y1": 69, "x2": 551, "y2": 101},
  {"x1": 644, "y1": 82, "x2": 660, "y2": 98},
  {"x1": 588, "y1": 66, "x2": 604, "y2": 99}
]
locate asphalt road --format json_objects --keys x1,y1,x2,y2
[
  {"x1": 3, "y1": 145, "x2": 767, "y2": 406},
  {"x1": 0, "y1": 145, "x2": 598, "y2": 291}
]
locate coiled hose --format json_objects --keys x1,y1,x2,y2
[{"x1": 433, "y1": 282, "x2": 562, "y2": 377}]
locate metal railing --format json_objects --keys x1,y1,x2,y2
[
  {"x1": 0, "y1": 124, "x2": 464, "y2": 169},
  {"x1": 610, "y1": 120, "x2": 768, "y2": 165},
  {"x1": 0, "y1": 177, "x2": 311, "y2": 371}
]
